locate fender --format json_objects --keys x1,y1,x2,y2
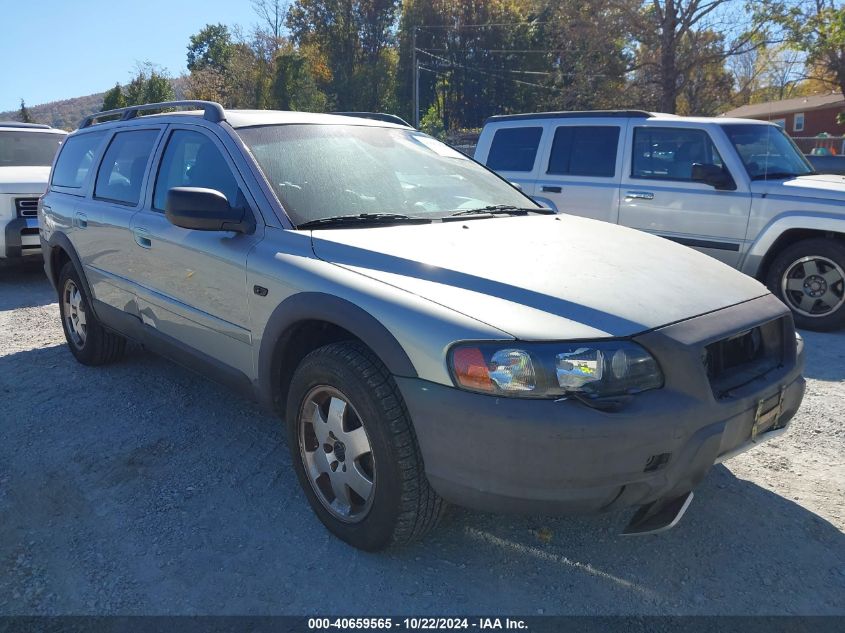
[
  {"x1": 256, "y1": 292, "x2": 418, "y2": 410},
  {"x1": 43, "y1": 233, "x2": 97, "y2": 312},
  {"x1": 740, "y1": 211, "x2": 845, "y2": 278}
]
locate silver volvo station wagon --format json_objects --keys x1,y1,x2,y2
[{"x1": 40, "y1": 101, "x2": 805, "y2": 550}]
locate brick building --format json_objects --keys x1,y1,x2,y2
[{"x1": 722, "y1": 92, "x2": 845, "y2": 139}]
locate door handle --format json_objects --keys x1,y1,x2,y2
[
  {"x1": 625, "y1": 191, "x2": 654, "y2": 200},
  {"x1": 542, "y1": 185, "x2": 562, "y2": 193},
  {"x1": 134, "y1": 228, "x2": 152, "y2": 249},
  {"x1": 74, "y1": 212, "x2": 88, "y2": 228}
]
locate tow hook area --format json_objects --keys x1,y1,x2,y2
[{"x1": 621, "y1": 491, "x2": 694, "y2": 536}]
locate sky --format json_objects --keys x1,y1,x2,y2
[{"x1": 0, "y1": 0, "x2": 263, "y2": 112}]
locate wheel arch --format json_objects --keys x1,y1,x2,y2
[
  {"x1": 257, "y1": 292, "x2": 418, "y2": 415},
  {"x1": 45, "y1": 234, "x2": 95, "y2": 305}
]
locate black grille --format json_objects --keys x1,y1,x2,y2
[
  {"x1": 704, "y1": 318, "x2": 786, "y2": 397},
  {"x1": 15, "y1": 198, "x2": 39, "y2": 218}
]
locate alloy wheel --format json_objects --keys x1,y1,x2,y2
[
  {"x1": 781, "y1": 255, "x2": 845, "y2": 318},
  {"x1": 62, "y1": 279, "x2": 87, "y2": 348}
]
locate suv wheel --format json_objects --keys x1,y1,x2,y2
[
  {"x1": 766, "y1": 238, "x2": 845, "y2": 331},
  {"x1": 285, "y1": 341, "x2": 444, "y2": 550},
  {"x1": 58, "y1": 261, "x2": 127, "y2": 365}
]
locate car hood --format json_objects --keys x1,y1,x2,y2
[
  {"x1": 0, "y1": 166, "x2": 51, "y2": 194},
  {"x1": 751, "y1": 173, "x2": 845, "y2": 203},
  {"x1": 309, "y1": 214, "x2": 769, "y2": 340}
]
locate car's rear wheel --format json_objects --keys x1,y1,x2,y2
[
  {"x1": 285, "y1": 341, "x2": 444, "y2": 550},
  {"x1": 58, "y1": 261, "x2": 126, "y2": 365},
  {"x1": 767, "y1": 238, "x2": 845, "y2": 331}
]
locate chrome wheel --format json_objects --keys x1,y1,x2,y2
[
  {"x1": 298, "y1": 386, "x2": 376, "y2": 523},
  {"x1": 62, "y1": 279, "x2": 87, "y2": 348},
  {"x1": 781, "y1": 256, "x2": 845, "y2": 318}
]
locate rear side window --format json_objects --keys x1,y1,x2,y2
[
  {"x1": 153, "y1": 130, "x2": 238, "y2": 211},
  {"x1": 94, "y1": 130, "x2": 160, "y2": 205},
  {"x1": 632, "y1": 127, "x2": 724, "y2": 181},
  {"x1": 548, "y1": 126, "x2": 620, "y2": 177},
  {"x1": 51, "y1": 132, "x2": 106, "y2": 189},
  {"x1": 486, "y1": 127, "x2": 542, "y2": 172}
]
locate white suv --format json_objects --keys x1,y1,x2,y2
[
  {"x1": 475, "y1": 111, "x2": 845, "y2": 330},
  {"x1": 0, "y1": 121, "x2": 66, "y2": 261}
]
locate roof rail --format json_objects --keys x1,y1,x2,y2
[
  {"x1": 332, "y1": 112, "x2": 413, "y2": 127},
  {"x1": 0, "y1": 121, "x2": 53, "y2": 129},
  {"x1": 485, "y1": 110, "x2": 653, "y2": 123},
  {"x1": 79, "y1": 100, "x2": 226, "y2": 129}
]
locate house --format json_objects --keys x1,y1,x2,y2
[{"x1": 722, "y1": 92, "x2": 845, "y2": 138}]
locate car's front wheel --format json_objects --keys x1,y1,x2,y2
[
  {"x1": 767, "y1": 238, "x2": 845, "y2": 331},
  {"x1": 58, "y1": 261, "x2": 126, "y2": 365},
  {"x1": 285, "y1": 341, "x2": 444, "y2": 550}
]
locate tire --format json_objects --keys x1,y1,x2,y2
[
  {"x1": 766, "y1": 238, "x2": 845, "y2": 331},
  {"x1": 57, "y1": 261, "x2": 126, "y2": 365},
  {"x1": 285, "y1": 341, "x2": 444, "y2": 551}
]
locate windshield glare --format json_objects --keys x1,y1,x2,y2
[
  {"x1": 0, "y1": 131, "x2": 64, "y2": 167},
  {"x1": 236, "y1": 124, "x2": 534, "y2": 225},
  {"x1": 721, "y1": 123, "x2": 814, "y2": 179}
]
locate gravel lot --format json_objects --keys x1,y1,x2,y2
[{"x1": 1, "y1": 263, "x2": 843, "y2": 616}]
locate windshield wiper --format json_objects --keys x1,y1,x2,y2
[
  {"x1": 297, "y1": 213, "x2": 432, "y2": 229},
  {"x1": 751, "y1": 172, "x2": 802, "y2": 181},
  {"x1": 447, "y1": 205, "x2": 554, "y2": 218}
]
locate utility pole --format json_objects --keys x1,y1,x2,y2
[{"x1": 412, "y1": 26, "x2": 419, "y2": 128}]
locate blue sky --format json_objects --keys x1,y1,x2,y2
[{"x1": 0, "y1": 0, "x2": 262, "y2": 112}]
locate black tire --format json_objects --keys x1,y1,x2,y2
[
  {"x1": 766, "y1": 238, "x2": 845, "y2": 331},
  {"x1": 57, "y1": 261, "x2": 126, "y2": 365},
  {"x1": 285, "y1": 341, "x2": 444, "y2": 551}
]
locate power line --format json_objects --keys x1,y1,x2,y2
[
  {"x1": 416, "y1": 49, "x2": 559, "y2": 90},
  {"x1": 416, "y1": 48, "x2": 609, "y2": 80},
  {"x1": 415, "y1": 21, "x2": 562, "y2": 31}
]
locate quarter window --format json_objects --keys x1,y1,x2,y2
[
  {"x1": 94, "y1": 130, "x2": 160, "y2": 205},
  {"x1": 51, "y1": 132, "x2": 106, "y2": 189},
  {"x1": 486, "y1": 127, "x2": 543, "y2": 172},
  {"x1": 153, "y1": 130, "x2": 238, "y2": 211},
  {"x1": 632, "y1": 127, "x2": 725, "y2": 182},
  {"x1": 547, "y1": 126, "x2": 619, "y2": 177}
]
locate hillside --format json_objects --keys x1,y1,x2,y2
[{"x1": 1, "y1": 78, "x2": 188, "y2": 131}]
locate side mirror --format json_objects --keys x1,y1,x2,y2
[
  {"x1": 691, "y1": 163, "x2": 735, "y2": 191},
  {"x1": 164, "y1": 187, "x2": 254, "y2": 233}
]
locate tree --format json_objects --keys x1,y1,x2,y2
[
  {"x1": 252, "y1": 0, "x2": 288, "y2": 48},
  {"x1": 271, "y1": 46, "x2": 330, "y2": 110},
  {"x1": 124, "y1": 63, "x2": 175, "y2": 106},
  {"x1": 769, "y1": 0, "x2": 845, "y2": 99},
  {"x1": 102, "y1": 83, "x2": 126, "y2": 111},
  {"x1": 187, "y1": 23, "x2": 235, "y2": 72},
  {"x1": 18, "y1": 99, "x2": 33, "y2": 123}
]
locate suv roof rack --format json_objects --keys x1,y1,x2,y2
[
  {"x1": 79, "y1": 100, "x2": 226, "y2": 129},
  {"x1": 0, "y1": 121, "x2": 53, "y2": 129},
  {"x1": 332, "y1": 112, "x2": 413, "y2": 127},
  {"x1": 485, "y1": 110, "x2": 653, "y2": 123}
]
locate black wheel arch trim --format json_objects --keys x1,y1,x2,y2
[
  {"x1": 257, "y1": 292, "x2": 418, "y2": 411},
  {"x1": 44, "y1": 233, "x2": 97, "y2": 315}
]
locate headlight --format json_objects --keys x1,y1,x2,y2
[{"x1": 449, "y1": 341, "x2": 663, "y2": 399}]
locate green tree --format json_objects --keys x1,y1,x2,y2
[
  {"x1": 102, "y1": 83, "x2": 126, "y2": 111},
  {"x1": 187, "y1": 23, "x2": 235, "y2": 72},
  {"x1": 271, "y1": 46, "x2": 330, "y2": 111},
  {"x1": 124, "y1": 64, "x2": 175, "y2": 106},
  {"x1": 18, "y1": 99, "x2": 33, "y2": 123}
]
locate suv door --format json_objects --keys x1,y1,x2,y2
[
  {"x1": 532, "y1": 120, "x2": 625, "y2": 223},
  {"x1": 618, "y1": 124, "x2": 751, "y2": 267},
  {"x1": 75, "y1": 127, "x2": 163, "y2": 314},
  {"x1": 128, "y1": 126, "x2": 263, "y2": 376}
]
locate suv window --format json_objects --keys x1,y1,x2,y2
[
  {"x1": 487, "y1": 127, "x2": 543, "y2": 172},
  {"x1": 548, "y1": 126, "x2": 619, "y2": 177},
  {"x1": 0, "y1": 131, "x2": 64, "y2": 167},
  {"x1": 153, "y1": 130, "x2": 238, "y2": 211},
  {"x1": 632, "y1": 127, "x2": 724, "y2": 182},
  {"x1": 94, "y1": 130, "x2": 160, "y2": 206},
  {"x1": 51, "y1": 132, "x2": 106, "y2": 189}
]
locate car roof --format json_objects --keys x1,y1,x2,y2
[
  {"x1": 483, "y1": 111, "x2": 776, "y2": 127},
  {"x1": 0, "y1": 121, "x2": 65, "y2": 133}
]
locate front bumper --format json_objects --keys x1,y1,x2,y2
[
  {"x1": 398, "y1": 294, "x2": 805, "y2": 515},
  {"x1": 2, "y1": 217, "x2": 41, "y2": 258}
]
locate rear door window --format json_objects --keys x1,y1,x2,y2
[
  {"x1": 486, "y1": 127, "x2": 543, "y2": 172},
  {"x1": 51, "y1": 132, "x2": 106, "y2": 189},
  {"x1": 547, "y1": 126, "x2": 620, "y2": 177},
  {"x1": 94, "y1": 130, "x2": 160, "y2": 205},
  {"x1": 632, "y1": 127, "x2": 724, "y2": 181}
]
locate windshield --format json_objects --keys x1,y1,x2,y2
[
  {"x1": 0, "y1": 131, "x2": 65, "y2": 167},
  {"x1": 236, "y1": 124, "x2": 535, "y2": 225},
  {"x1": 721, "y1": 123, "x2": 814, "y2": 180}
]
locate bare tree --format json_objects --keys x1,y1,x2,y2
[{"x1": 252, "y1": 0, "x2": 288, "y2": 49}]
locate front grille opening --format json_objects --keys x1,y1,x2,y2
[
  {"x1": 644, "y1": 452, "x2": 671, "y2": 473},
  {"x1": 705, "y1": 318, "x2": 786, "y2": 398},
  {"x1": 15, "y1": 198, "x2": 39, "y2": 218}
]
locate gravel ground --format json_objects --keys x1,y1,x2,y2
[{"x1": 0, "y1": 264, "x2": 843, "y2": 616}]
